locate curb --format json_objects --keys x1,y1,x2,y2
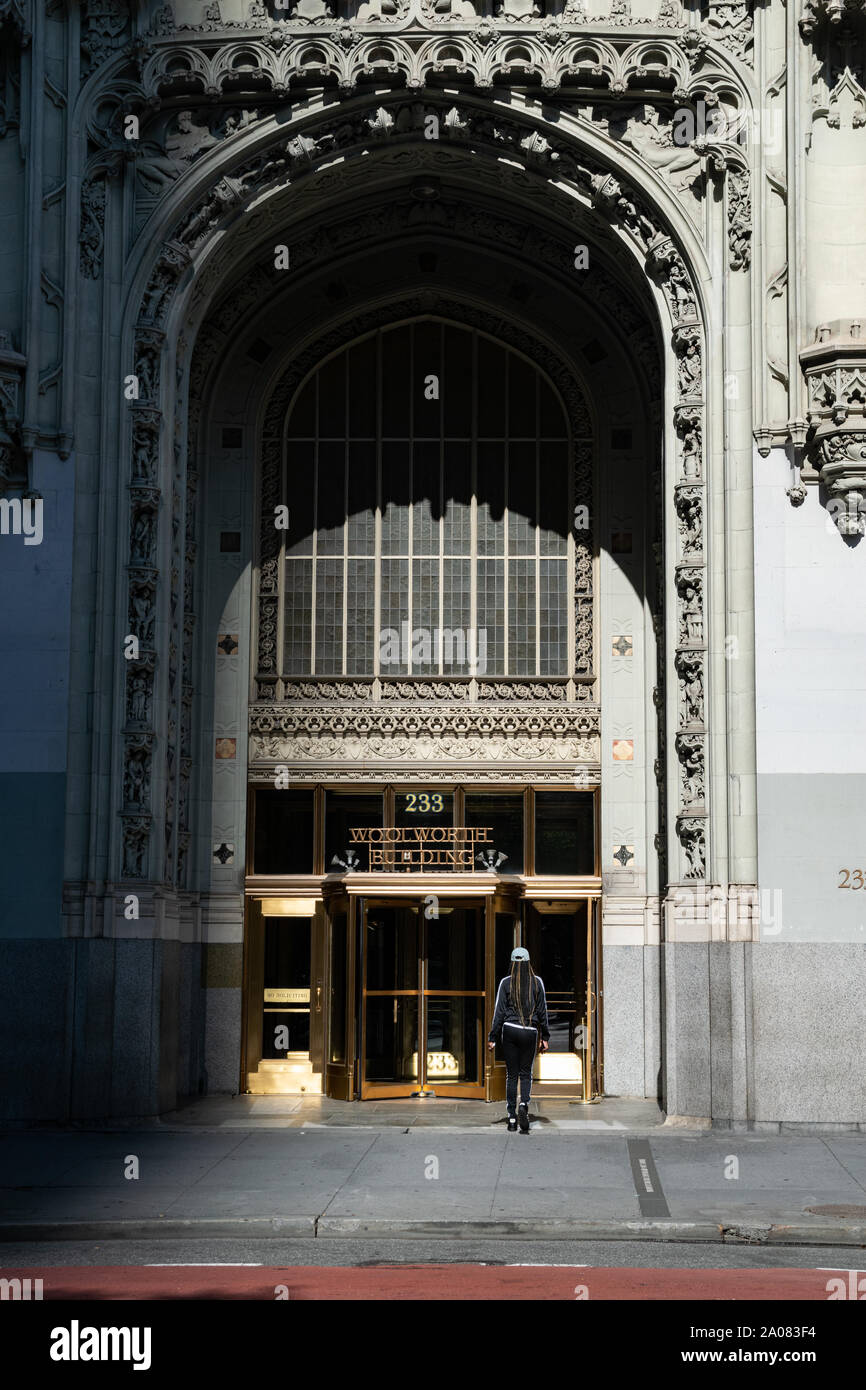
[
  {"x1": 0, "y1": 1217, "x2": 316, "y2": 1242},
  {"x1": 2, "y1": 1217, "x2": 865, "y2": 1245}
]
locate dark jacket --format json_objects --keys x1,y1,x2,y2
[{"x1": 489, "y1": 974, "x2": 550, "y2": 1044}]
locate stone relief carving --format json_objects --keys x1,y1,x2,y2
[
  {"x1": 674, "y1": 325, "x2": 702, "y2": 397},
  {"x1": 675, "y1": 485, "x2": 703, "y2": 560},
  {"x1": 677, "y1": 569, "x2": 704, "y2": 646},
  {"x1": 129, "y1": 578, "x2": 157, "y2": 649},
  {"x1": 726, "y1": 163, "x2": 752, "y2": 270},
  {"x1": 704, "y1": 0, "x2": 754, "y2": 64},
  {"x1": 123, "y1": 742, "x2": 152, "y2": 809},
  {"x1": 0, "y1": 330, "x2": 25, "y2": 487},
  {"x1": 676, "y1": 409, "x2": 702, "y2": 480},
  {"x1": 675, "y1": 651, "x2": 704, "y2": 727},
  {"x1": 590, "y1": 103, "x2": 704, "y2": 205},
  {"x1": 121, "y1": 816, "x2": 150, "y2": 878},
  {"x1": 81, "y1": 0, "x2": 130, "y2": 77},
  {"x1": 677, "y1": 815, "x2": 706, "y2": 879},
  {"x1": 676, "y1": 732, "x2": 705, "y2": 806},
  {"x1": 130, "y1": 505, "x2": 157, "y2": 566},
  {"x1": 135, "y1": 109, "x2": 220, "y2": 196},
  {"x1": 80, "y1": 178, "x2": 107, "y2": 278},
  {"x1": 126, "y1": 666, "x2": 154, "y2": 726},
  {"x1": 139, "y1": 241, "x2": 192, "y2": 324}
]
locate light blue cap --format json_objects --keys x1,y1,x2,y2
[{"x1": 510, "y1": 947, "x2": 530, "y2": 962}]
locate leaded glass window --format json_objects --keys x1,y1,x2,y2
[{"x1": 277, "y1": 319, "x2": 574, "y2": 678}]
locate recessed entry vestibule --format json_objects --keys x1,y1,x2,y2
[{"x1": 243, "y1": 784, "x2": 603, "y2": 1102}]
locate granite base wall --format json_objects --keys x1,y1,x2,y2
[{"x1": 0, "y1": 940, "x2": 212, "y2": 1121}]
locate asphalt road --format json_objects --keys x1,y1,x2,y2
[{"x1": 2, "y1": 1237, "x2": 864, "y2": 1272}]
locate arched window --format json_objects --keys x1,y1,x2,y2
[{"x1": 277, "y1": 318, "x2": 574, "y2": 679}]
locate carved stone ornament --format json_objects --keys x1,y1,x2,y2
[
  {"x1": 726, "y1": 164, "x2": 752, "y2": 271},
  {"x1": 704, "y1": 0, "x2": 754, "y2": 64},
  {"x1": 121, "y1": 816, "x2": 150, "y2": 879},
  {"x1": 676, "y1": 815, "x2": 706, "y2": 880},
  {"x1": 800, "y1": 0, "x2": 866, "y2": 38},
  {"x1": 80, "y1": 178, "x2": 107, "y2": 279},
  {"x1": 0, "y1": 330, "x2": 26, "y2": 487},
  {"x1": 675, "y1": 485, "x2": 703, "y2": 560},
  {"x1": 675, "y1": 651, "x2": 704, "y2": 727},
  {"x1": 801, "y1": 318, "x2": 866, "y2": 534},
  {"x1": 675, "y1": 732, "x2": 705, "y2": 807},
  {"x1": 676, "y1": 569, "x2": 704, "y2": 646},
  {"x1": 128, "y1": 22, "x2": 709, "y2": 109},
  {"x1": 81, "y1": 0, "x2": 130, "y2": 77},
  {"x1": 249, "y1": 702, "x2": 600, "y2": 777}
]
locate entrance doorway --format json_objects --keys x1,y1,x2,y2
[
  {"x1": 361, "y1": 898, "x2": 486, "y2": 1099},
  {"x1": 243, "y1": 897, "x2": 324, "y2": 1095},
  {"x1": 524, "y1": 900, "x2": 602, "y2": 1099}
]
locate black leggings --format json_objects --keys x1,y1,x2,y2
[{"x1": 502, "y1": 1023, "x2": 537, "y2": 1113}]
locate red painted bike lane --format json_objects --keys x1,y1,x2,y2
[{"x1": 0, "y1": 1265, "x2": 842, "y2": 1300}]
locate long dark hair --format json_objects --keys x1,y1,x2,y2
[{"x1": 509, "y1": 959, "x2": 538, "y2": 1026}]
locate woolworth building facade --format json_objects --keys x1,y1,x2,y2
[{"x1": 1, "y1": 0, "x2": 864, "y2": 1126}]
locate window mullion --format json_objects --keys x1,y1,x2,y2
[
  {"x1": 535, "y1": 369, "x2": 541, "y2": 679},
  {"x1": 374, "y1": 332, "x2": 382, "y2": 679},
  {"x1": 311, "y1": 371, "x2": 318, "y2": 676},
  {"x1": 440, "y1": 321, "x2": 446, "y2": 679},
  {"x1": 503, "y1": 347, "x2": 509, "y2": 677},
  {"x1": 342, "y1": 360, "x2": 349, "y2": 677},
  {"x1": 407, "y1": 323, "x2": 414, "y2": 678}
]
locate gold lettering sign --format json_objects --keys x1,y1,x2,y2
[
  {"x1": 349, "y1": 826, "x2": 494, "y2": 868},
  {"x1": 263, "y1": 988, "x2": 310, "y2": 1004}
]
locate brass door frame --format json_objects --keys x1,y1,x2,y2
[
  {"x1": 359, "y1": 895, "x2": 487, "y2": 1100},
  {"x1": 323, "y1": 887, "x2": 354, "y2": 1100},
  {"x1": 242, "y1": 897, "x2": 319, "y2": 1084}
]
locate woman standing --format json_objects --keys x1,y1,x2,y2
[{"x1": 487, "y1": 947, "x2": 550, "y2": 1133}]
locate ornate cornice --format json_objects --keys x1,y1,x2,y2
[{"x1": 248, "y1": 699, "x2": 601, "y2": 774}]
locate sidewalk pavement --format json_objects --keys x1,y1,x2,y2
[{"x1": 2, "y1": 1096, "x2": 866, "y2": 1246}]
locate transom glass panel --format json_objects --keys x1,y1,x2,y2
[{"x1": 278, "y1": 318, "x2": 574, "y2": 678}]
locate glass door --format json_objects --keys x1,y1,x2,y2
[
  {"x1": 360, "y1": 899, "x2": 486, "y2": 1099},
  {"x1": 424, "y1": 902, "x2": 485, "y2": 1098},
  {"x1": 525, "y1": 900, "x2": 591, "y2": 1097},
  {"x1": 361, "y1": 902, "x2": 420, "y2": 1098},
  {"x1": 262, "y1": 914, "x2": 312, "y2": 1060}
]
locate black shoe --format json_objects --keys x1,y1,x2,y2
[
  {"x1": 507, "y1": 1115, "x2": 518, "y2": 1132},
  {"x1": 518, "y1": 1102, "x2": 530, "y2": 1133}
]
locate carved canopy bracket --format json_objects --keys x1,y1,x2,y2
[{"x1": 801, "y1": 317, "x2": 866, "y2": 535}]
